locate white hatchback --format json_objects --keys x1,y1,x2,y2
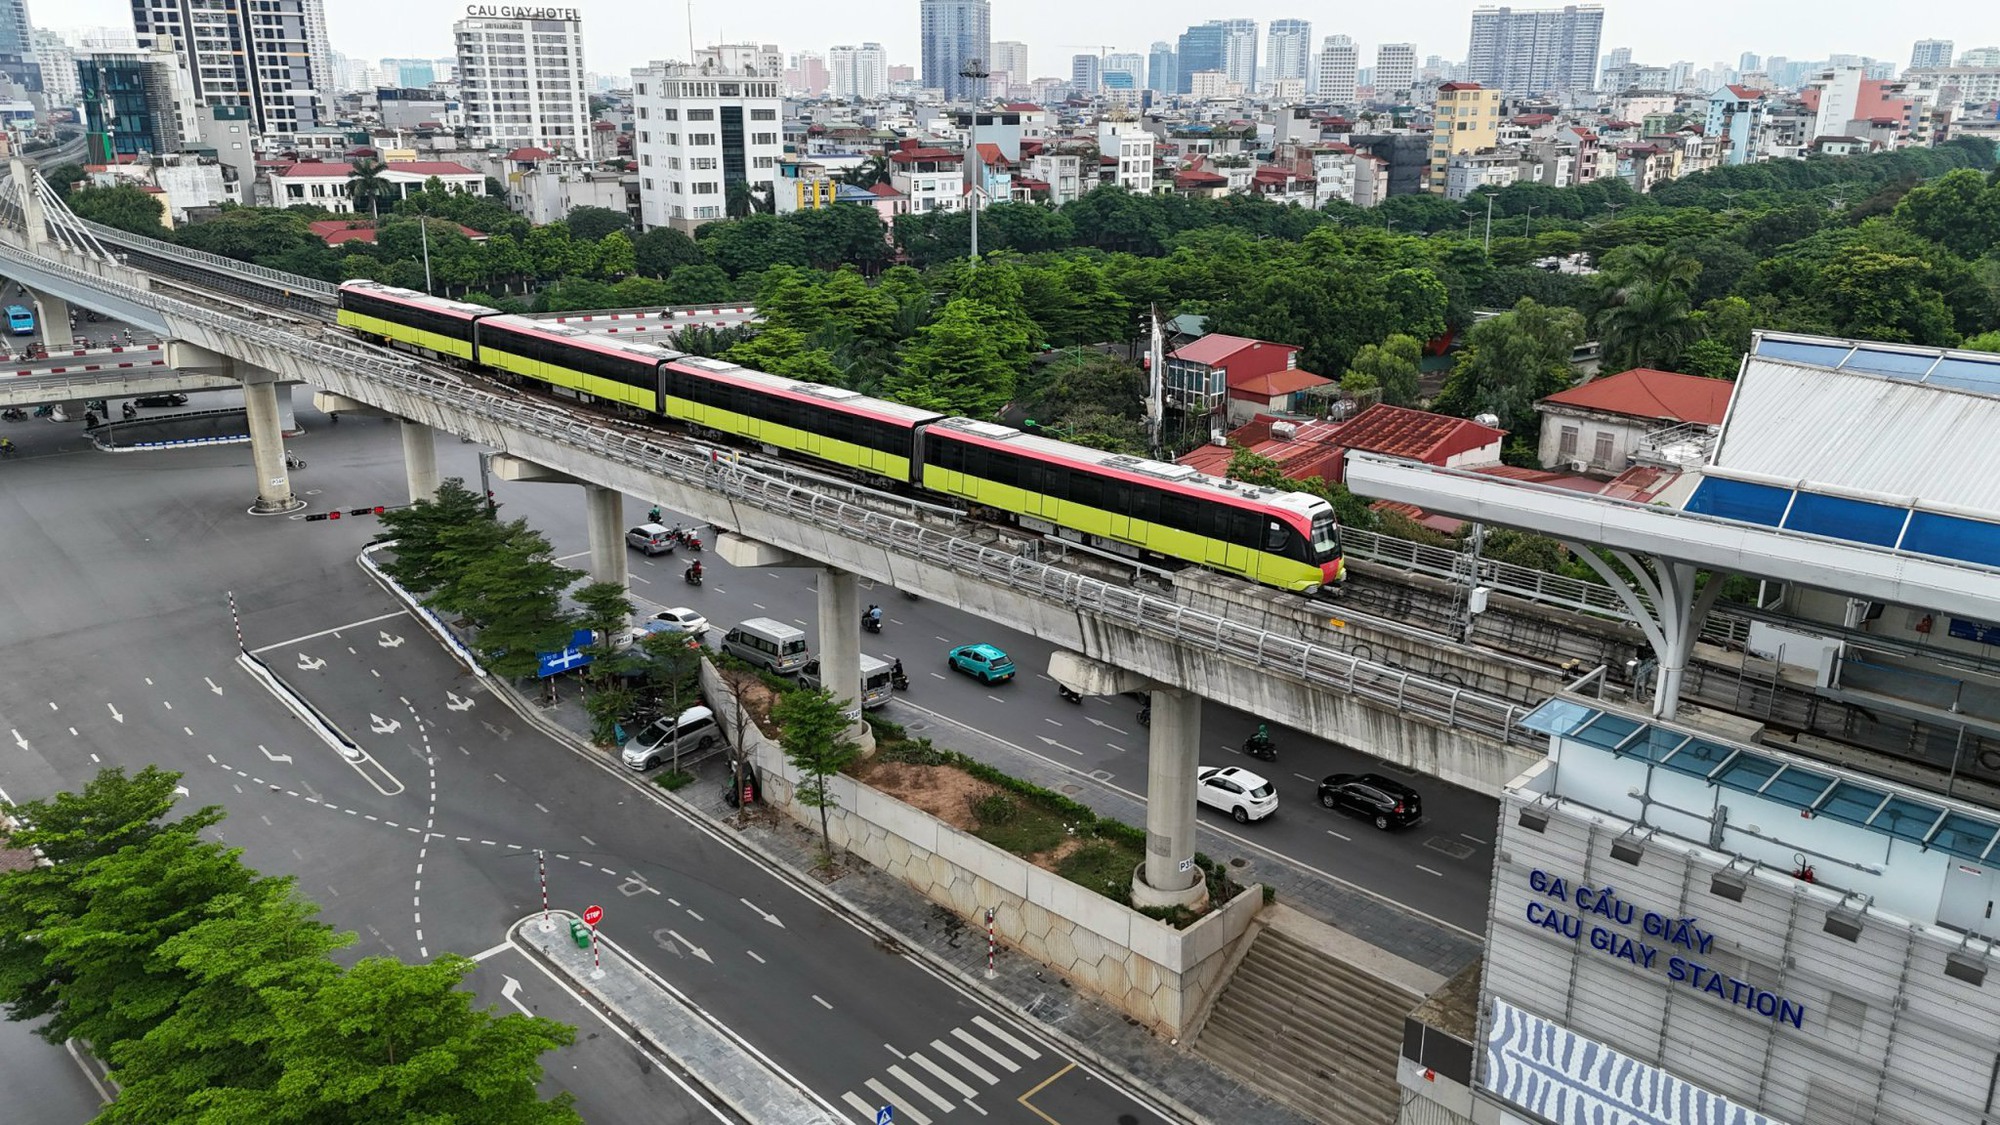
[{"x1": 1197, "y1": 766, "x2": 1279, "y2": 823}]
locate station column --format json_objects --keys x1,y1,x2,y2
[
  {"x1": 26, "y1": 289, "x2": 69, "y2": 347},
  {"x1": 816, "y1": 568, "x2": 863, "y2": 715},
  {"x1": 240, "y1": 372, "x2": 299, "y2": 513},
  {"x1": 582, "y1": 484, "x2": 627, "y2": 588},
  {"x1": 399, "y1": 419, "x2": 440, "y2": 503},
  {"x1": 1134, "y1": 687, "x2": 1207, "y2": 910}
]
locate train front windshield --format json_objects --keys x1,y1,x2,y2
[{"x1": 1309, "y1": 513, "x2": 1341, "y2": 561}]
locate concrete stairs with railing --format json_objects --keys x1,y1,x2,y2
[{"x1": 1192, "y1": 905, "x2": 1436, "y2": 1125}]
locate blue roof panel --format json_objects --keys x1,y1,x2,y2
[
  {"x1": 1684, "y1": 477, "x2": 1788, "y2": 527},
  {"x1": 1901, "y1": 511, "x2": 2000, "y2": 569},
  {"x1": 1786, "y1": 492, "x2": 1907, "y2": 548}
]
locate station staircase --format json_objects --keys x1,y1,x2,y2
[{"x1": 1193, "y1": 908, "x2": 1423, "y2": 1125}]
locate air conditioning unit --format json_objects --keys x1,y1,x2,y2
[{"x1": 1569, "y1": 459, "x2": 1589, "y2": 473}]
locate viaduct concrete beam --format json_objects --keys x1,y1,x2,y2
[
  {"x1": 312, "y1": 390, "x2": 392, "y2": 419},
  {"x1": 1049, "y1": 650, "x2": 1159, "y2": 697},
  {"x1": 489, "y1": 453, "x2": 585, "y2": 485},
  {"x1": 716, "y1": 532, "x2": 819, "y2": 570}
]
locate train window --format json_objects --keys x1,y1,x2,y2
[
  {"x1": 1069, "y1": 472, "x2": 1101, "y2": 510},
  {"x1": 1264, "y1": 520, "x2": 1288, "y2": 551}
]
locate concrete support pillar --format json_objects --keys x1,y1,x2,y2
[
  {"x1": 11, "y1": 158, "x2": 45, "y2": 252},
  {"x1": 399, "y1": 419, "x2": 440, "y2": 503},
  {"x1": 27, "y1": 290, "x2": 68, "y2": 346},
  {"x1": 1134, "y1": 688, "x2": 1206, "y2": 909},
  {"x1": 816, "y1": 568, "x2": 863, "y2": 715},
  {"x1": 240, "y1": 375, "x2": 297, "y2": 513},
  {"x1": 583, "y1": 483, "x2": 627, "y2": 589}
]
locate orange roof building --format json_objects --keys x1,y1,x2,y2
[{"x1": 1534, "y1": 367, "x2": 1735, "y2": 474}]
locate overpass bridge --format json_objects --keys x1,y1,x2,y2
[{"x1": 0, "y1": 160, "x2": 1550, "y2": 910}]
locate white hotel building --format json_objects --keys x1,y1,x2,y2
[
  {"x1": 631, "y1": 60, "x2": 785, "y2": 231},
  {"x1": 453, "y1": 6, "x2": 590, "y2": 154}
]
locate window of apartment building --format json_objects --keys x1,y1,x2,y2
[
  {"x1": 1557, "y1": 426, "x2": 1578, "y2": 458},
  {"x1": 1592, "y1": 432, "x2": 1614, "y2": 465},
  {"x1": 667, "y1": 157, "x2": 680, "y2": 169},
  {"x1": 691, "y1": 157, "x2": 715, "y2": 170},
  {"x1": 751, "y1": 132, "x2": 776, "y2": 145},
  {"x1": 659, "y1": 108, "x2": 677, "y2": 119},
  {"x1": 637, "y1": 106, "x2": 647, "y2": 118},
  {"x1": 753, "y1": 156, "x2": 774, "y2": 169},
  {"x1": 640, "y1": 154, "x2": 651, "y2": 166},
  {"x1": 692, "y1": 181, "x2": 718, "y2": 194},
  {"x1": 639, "y1": 130, "x2": 648, "y2": 143},
  {"x1": 750, "y1": 108, "x2": 776, "y2": 120},
  {"x1": 687, "y1": 108, "x2": 715, "y2": 120},
  {"x1": 689, "y1": 133, "x2": 715, "y2": 145},
  {"x1": 635, "y1": 82, "x2": 645, "y2": 94},
  {"x1": 643, "y1": 177, "x2": 652, "y2": 189}
]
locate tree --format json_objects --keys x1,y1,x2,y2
[
  {"x1": 1894, "y1": 167, "x2": 2000, "y2": 258},
  {"x1": 1432, "y1": 298, "x2": 1586, "y2": 443},
  {"x1": 372, "y1": 478, "x2": 498, "y2": 600},
  {"x1": 524, "y1": 223, "x2": 578, "y2": 281},
  {"x1": 562, "y1": 205, "x2": 631, "y2": 243},
  {"x1": 1592, "y1": 244, "x2": 1702, "y2": 371},
  {"x1": 42, "y1": 162, "x2": 87, "y2": 201},
  {"x1": 1345, "y1": 334, "x2": 1424, "y2": 406},
  {"x1": 697, "y1": 213, "x2": 807, "y2": 276},
  {"x1": 0, "y1": 767, "x2": 214, "y2": 1031},
  {"x1": 65, "y1": 184, "x2": 166, "y2": 234},
  {"x1": 176, "y1": 209, "x2": 325, "y2": 266},
  {"x1": 571, "y1": 580, "x2": 634, "y2": 672},
  {"x1": 788, "y1": 204, "x2": 892, "y2": 271},
  {"x1": 595, "y1": 230, "x2": 636, "y2": 278},
  {"x1": 722, "y1": 325, "x2": 845, "y2": 383},
  {"x1": 345, "y1": 158, "x2": 396, "y2": 220},
  {"x1": 456, "y1": 524, "x2": 581, "y2": 680},
  {"x1": 629, "y1": 632, "x2": 704, "y2": 772},
  {"x1": 633, "y1": 227, "x2": 704, "y2": 278},
  {"x1": 1964, "y1": 330, "x2": 2000, "y2": 353},
  {"x1": 879, "y1": 298, "x2": 1026, "y2": 416},
  {"x1": 197, "y1": 955, "x2": 579, "y2": 1125},
  {"x1": 839, "y1": 154, "x2": 890, "y2": 188},
  {"x1": 771, "y1": 687, "x2": 861, "y2": 864},
  {"x1": 661, "y1": 264, "x2": 733, "y2": 304}
]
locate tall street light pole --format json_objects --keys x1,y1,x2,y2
[
  {"x1": 1484, "y1": 192, "x2": 1494, "y2": 253},
  {"x1": 959, "y1": 57, "x2": 990, "y2": 263}
]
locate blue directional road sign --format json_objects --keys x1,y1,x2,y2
[
  {"x1": 535, "y1": 630, "x2": 597, "y2": 679},
  {"x1": 876, "y1": 1108, "x2": 893, "y2": 1125}
]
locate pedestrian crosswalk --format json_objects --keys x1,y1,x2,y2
[{"x1": 838, "y1": 1016, "x2": 1043, "y2": 1125}]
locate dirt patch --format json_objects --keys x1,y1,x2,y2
[
  {"x1": 856, "y1": 759, "x2": 998, "y2": 831},
  {"x1": 714, "y1": 669, "x2": 782, "y2": 739},
  {"x1": 1028, "y1": 835, "x2": 1086, "y2": 868}
]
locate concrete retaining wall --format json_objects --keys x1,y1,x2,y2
[{"x1": 702, "y1": 661, "x2": 1264, "y2": 1035}]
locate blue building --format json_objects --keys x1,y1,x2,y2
[
  {"x1": 1175, "y1": 22, "x2": 1225, "y2": 94},
  {"x1": 76, "y1": 50, "x2": 185, "y2": 161},
  {"x1": 920, "y1": 0, "x2": 990, "y2": 102},
  {"x1": 1703, "y1": 84, "x2": 1767, "y2": 165}
]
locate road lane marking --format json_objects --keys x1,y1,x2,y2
[
  {"x1": 888, "y1": 1065, "x2": 955, "y2": 1112},
  {"x1": 928, "y1": 1039, "x2": 996, "y2": 1085},
  {"x1": 912, "y1": 1053, "x2": 979, "y2": 1099},
  {"x1": 250, "y1": 609, "x2": 408, "y2": 654},
  {"x1": 1016, "y1": 1062, "x2": 1076, "y2": 1124},
  {"x1": 745, "y1": 950, "x2": 765, "y2": 963},
  {"x1": 864, "y1": 1079, "x2": 930, "y2": 1125},
  {"x1": 1327, "y1": 829, "x2": 1351, "y2": 841},
  {"x1": 1416, "y1": 864, "x2": 1445, "y2": 877},
  {"x1": 1461, "y1": 832, "x2": 1488, "y2": 844},
  {"x1": 952, "y1": 1028, "x2": 1019, "y2": 1073},
  {"x1": 840, "y1": 1092, "x2": 878, "y2": 1122},
  {"x1": 970, "y1": 1016, "x2": 1039, "y2": 1059},
  {"x1": 580, "y1": 835, "x2": 596, "y2": 847},
  {"x1": 884, "y1": 1043, "x2": 906, "y2": 1059},
  {"x1": 813, "y1": 995, "x2": 833, "y2": 1009}
]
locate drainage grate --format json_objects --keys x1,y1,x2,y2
[
  {"x1": 1089, "y1": 769, "x2": 1114, "y2": 783},
  {"x1": 1423, "y1": 837, "x2": 1476, "y2": 861}
]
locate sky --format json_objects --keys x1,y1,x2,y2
[{"x1": 48, "y1": 0, "x2": 1994, "y2": 81}]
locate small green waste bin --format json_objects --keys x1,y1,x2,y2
[{"x1": 569, "y1": 920, "x2": 590, "y2": 949}]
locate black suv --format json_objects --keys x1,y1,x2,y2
[{"x1": 1317, "y1": 773, "x2": 1422, "y2": 830}]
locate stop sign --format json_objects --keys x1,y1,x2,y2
[{"x1": 582, "y1": 904, "x2": 603, "y2": 927}]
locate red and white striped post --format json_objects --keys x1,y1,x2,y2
[
  {"x1": 986, "y1": 907, "x2": 997, "y2": 979},
  {"x1": 583, "y1": 904, "x2": 604, "y2": 979},
  {"x1": 536, "y1": 850, "x2": 552, "y2": 932},
  {"x1": 226, "y1": 591, "x2": 246, "y2": 652}
]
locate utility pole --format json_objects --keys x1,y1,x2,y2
[
  {"x1": 1145, "y1": 305, "x2": 1166, "y2": 457},
  {"x1": 1484, "y1": 193, "x2": 1494, "y2": 253},
  {"x1": 959, "y1": 57, "x2": 991, "y2": 263}
]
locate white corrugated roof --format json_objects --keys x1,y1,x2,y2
[{"x1": 1714, "y1": 357, "x2": 2000, "y2": 515}]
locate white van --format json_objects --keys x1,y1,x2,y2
[
  {"x1": 720, "y1": 617, "x2": 810, "y2": 674},
  {"x1": 798, "y1": 654, "x2": 895, "y2": 709},
  {"x1": 620, "y1": 704, "x2": 719, "y2": 770}
]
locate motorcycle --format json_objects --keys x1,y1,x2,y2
[
  {"x1": 121, "y1": 402, "x2": 137, "y2": 421},
  {"x1": 1057, "y1": 685, "x2": 1082, "y2": 704},
  {"x1": 890, "y1": 662, "x2": 910, "y2": 692},
  {"x1": 285, "y1": 452, "x2": 307, "y2": 469},
  {"x1": 684, "y1": 534, "x2": 703, "y2": 552},
  {"x1": 861, "y1": 612, "x2": 883, "y2": 634},
  {"x1": 1243, "y1": 730, "x2": 1277, "y2": 762},
  {"x1": 1137, "y1": 704, "x2": 1151, "y2": 727},
  {"x1": 684, "y1": 565, "x2": 703, "y2": 586},
  {"x1": 1, "y1": 407, "x2": 23, "y2": 422}
]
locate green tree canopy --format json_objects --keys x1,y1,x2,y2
[
  {"x1": 771, "y1": 687, "x2": 861, "y2": 862},
  {"x1": 879, "y1": 297, "x2": 1029, "y2": 416},
  {"x1": 1345, "y1": 334, "x2": 1425, "y2": 406},
  {"x1": 1432, "y1": 298, "x2": 1586, "y2": 443},
  {"x1": 66, "y1": 183, "x2": 167, "y2": 234},
  {"x1": 632, "y1": 227, "x2": 705, "y2": 278},
  {"x1": 563, "y1": 205, "x2": 632, "y2": 243}
]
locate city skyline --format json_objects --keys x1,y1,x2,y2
[{"x1": 42, "y1": 0, "x2": 1982, "y2": 86}]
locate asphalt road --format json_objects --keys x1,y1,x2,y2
[{"x1": 0, "y1": 392, "x2": 1177, "y2": 1125}]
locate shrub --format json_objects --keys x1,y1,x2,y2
[{"x1": 972, "y1": 792, "x2": 1019, "y2": 826}]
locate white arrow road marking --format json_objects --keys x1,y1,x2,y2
[
  {"x1": 1085, "y1": 716, "x2": 1129, "y2": 736},
  {"x1": 259, "y1": 744, "x2": 293, "y2": 764},
  {"x1": 1036, "y1": 735, "x2": 1083, "y2": 756},
  {"x1": 106, "y1": 704, "x2": 124, "y2": 723},
  {"x1": 369, "y1": 714, "x2": 402, "y2": 734},
  {"x1": 499, "y1": 976, "x2": 534, "y2": 1017},
  {"x1": 445, "y1": 692, "x2": 474, "y2": 712},
  {"x1": 377, "y1": 631, "x2": 405, "y2": 648},
  {"x1": 740, "y1": 898, "x2": 785, "y2": 928},
  {"x1": 10, "y1": 729, "x2": 27, "y2": 751},
  {"x1": 204, "y1": 677, "x2": 222, "y2": 695},
  {"x1": 173, "y1": 785, "x2": 189, "y2": 798},
  {"x1": 667, "y1": 930, "x2": 713, "y2": 963},
  {"x1": 297, "y1": 654, "x2": 326, "y2": 671}
]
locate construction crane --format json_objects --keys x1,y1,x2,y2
[{"x1": 1060, "y1": 45, "x2": 1119, "y2": 62}]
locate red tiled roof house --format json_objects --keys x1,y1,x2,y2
[
  {"x1": 1534, "y1": 367, "x2": 1734, "y2": 474},
  {"x1": 1163, "y1": 333, "x2": 1335, "y2": 426}
]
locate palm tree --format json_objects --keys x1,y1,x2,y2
[
  {"x1": 841, "y1": 154, "x2": 891, "y2": 189},
  {"x1": 1593, "y1": 245, "x2": 1702, "y2": 371},
  {"x1": 345, "y1": 158, "x2": 395, "y2": 220}
]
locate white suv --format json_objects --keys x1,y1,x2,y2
[{"x1": 1197, "y1": 766, "x2": 1279, "y2": 823}]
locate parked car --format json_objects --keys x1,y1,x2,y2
[
  {"x1": 132, "y1": 393, "x2": 188, "y2": 407},
  {"x1": 1197, "y1": 766, "x2": 1278, "y2": 824},
  {"x1": 1317, "y1": 773, "x2": 1423, "y2": 830},
  {"x1": 625, "y1": 523, "x2": 676, "y2": 555},
  {"x1": 947, "y1": 643, "x2": 1015, "y2": 684},
  {"x1": 619, "y1": 704, "x2": 719, "y2": 771},
  {"x1": 652, "y1": 607, "x2": 710, "y2": 636}
]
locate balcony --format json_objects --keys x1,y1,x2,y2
[{"x1": 1632, "y1": 420, "x2": 1717, "y2": 469}]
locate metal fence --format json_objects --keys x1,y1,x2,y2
[
  {"x1": 0, "y1": 237, "x2": 1537, "y2": 746},
  {"x1": 76, "y1": 218, "x2": 338, "y2": 303}
]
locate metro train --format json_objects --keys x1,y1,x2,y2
[{"x1": 336, "y1": 280, "x2": 1346, "y2": 595}]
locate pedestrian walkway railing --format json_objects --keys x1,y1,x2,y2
[{"x1": 0, "y1": 236, "x2": 1536, "y2": 747}]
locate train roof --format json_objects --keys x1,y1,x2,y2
[
  {"x1": 337, "y1": 280, "x2": 495, "y2": 319},
  {"x1": 479, "y1": 314, "x2": 686, "y2": 365},
  {"x1": 670, "y1": 355, "x2": 947, "y2": 426},
  {"x1": 928, "y1": 417, "x2": 1334, "y2": 517}
]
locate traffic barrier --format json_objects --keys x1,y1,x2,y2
[{"x1": 358, "y1": 540, "x2": 488, "y2": 678}]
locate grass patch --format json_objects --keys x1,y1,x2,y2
[
  {"x1": 970, "y1": 794, "x2": 1068, "y2": 855},
  {"x1": 1056, "y1": 840, "x2": 1144, "y2": 901},
  {"x1": 653, "y1": 770, "x2": 694, "y2": 791}
]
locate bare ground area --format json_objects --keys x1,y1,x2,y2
[{"x1": 854, "y1": 759, "x2": 1087, "y2": 871}]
